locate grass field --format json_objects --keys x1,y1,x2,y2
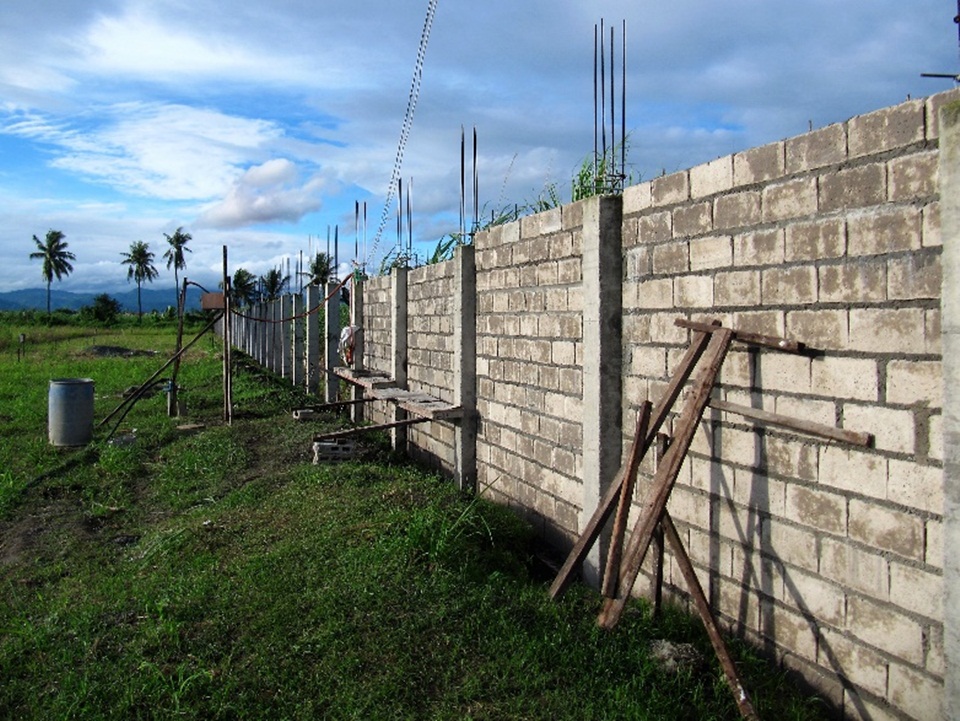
[{"x1": 0, "y1": 317, "x2": 831, "y2": 720}]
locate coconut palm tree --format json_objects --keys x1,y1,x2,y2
[
  {"x1": 162, "y1": 227, "x2": 192, "y2": 309},
  {"x1": 260, "y1": 268, "x2": 289, "y2": 302},
  {"x1": 301, "y1": 251, "x2": 335, "y2": 287},
  {"x1": 29, "y1": 230, "x2": 76, "y2": 318},
  {"x1": 229, "y1": 268, "x2": 259, "y2": 308},
  {"x1": 121, "y1": 240, "x2": 159, "y2": 321}
]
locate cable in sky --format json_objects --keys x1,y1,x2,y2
[{"x1": 367, "y1": 0, "x2": 439, "y2": 266}]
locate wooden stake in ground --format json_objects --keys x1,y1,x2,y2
[
  {"x1": 169, "y1": 277, "x2": 188, "y2": 416},
  {"x1": 222, "y1": 245, "x2": 232, "y2": 425}
]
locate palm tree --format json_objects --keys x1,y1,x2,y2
[
  {"x1": 229, "y1": 268, "x2": 258, "y2": 308},
  {"x1": 301, "y1": 252, "x2": 335, "y2": 287},
  {"x1": 260, "y1": 268, "x2": 289, "y2": 302},
  {"x1": 121, "y1": 240, "x2": 159, "y2": 321},
  {"x1": 29, "y1": 230, "x2": 76, "y2": 317},
  {"x1": 162, "y1": 227, "x2": 192, "y2": 309}
]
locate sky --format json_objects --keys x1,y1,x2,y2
[{"x1": 1, "y1": 0, "x2": 957, "y2": 297}]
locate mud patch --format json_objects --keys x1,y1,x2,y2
[{"x1": 85, "y1": 346, "x2": 159, "y2": 358}]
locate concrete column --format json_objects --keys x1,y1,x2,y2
[
  {"x1": 391, "y1": 267, "x2": 409, "y2": 451},
  {"x1": 258, "y1": 302, "x2": 266, "y2": 366},
  {"x1": 324, "y1": 281, "x2": 340, "y2": 403},
  {"x1": 580, "y1": 195, "x2": 623, "y2": 587},
  {"x1": 281, "y1": 294, "x2": 293, "y2": 381},
  {"x1": 940, "y1": 100, "x2": 960, "y2": 721},
  {"x1": 453, "y1": 245, "x2": 477, "y2": 493},
  {"x1": 292, "y1": 293, "x2": 305, "y2": 388},
  {"x1": 350, "y1": 274, "x2": 365, "y2": 424},
  {"x1": 266, "y1": 301, "x2": 275, "y2": 372},
  {"x1": 305, "y1": 285, "x2": 320, "y2": 395}
]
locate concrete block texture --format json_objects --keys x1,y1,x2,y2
[{"x1": 317, "y1": 88, "x2": 957, "y2": 721}]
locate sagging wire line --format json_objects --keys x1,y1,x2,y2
[
  {"x1": 228, "y1": 273, "x2": 353, "y2": 325},
  {"x1": 367, "y1": 0, "x2": 439, "y2": 266},
  {"x1": 186, "y1": 280, "x2": 214, "y2": 294}
]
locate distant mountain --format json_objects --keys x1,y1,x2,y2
[{"x1": 0, "y1": 286, "x2": 205, "y2": 314}]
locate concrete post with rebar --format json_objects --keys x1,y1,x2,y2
[
  {"x1": 325, "y1": 280, "x2": 340, "y2": 403},
  {"x1": 580, "y1": 195, "x2": 623, "y2": 587},
  {"x1": 391, "y1": 267, "x2": 409, "y2": 451},
  {"x1": 454, "y1": 244, "x2": 477, "y2": 493}
]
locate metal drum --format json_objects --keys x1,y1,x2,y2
[{"x1": 48, "y1": 378, "x2": 95, "y2": 447}]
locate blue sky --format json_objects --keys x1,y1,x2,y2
[{"x1": 1, "y1": 0, "x2": 957, "y2": 295}]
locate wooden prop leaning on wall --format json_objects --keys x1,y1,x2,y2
[
  {"x1": 547, "y1": 318, "x2": 875, "y2": 721},
  {"x1": 547, "y1": 320, "x2": 721, "y2": 600}
]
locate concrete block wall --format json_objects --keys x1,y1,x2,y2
[
  {"x1": 359, "y1": 274, "x2": 393, "y2": 379},
  {"x1": 406, "y1": 261, "x2": 458, "y2": 473},
  {"x1": 619, "y1": 88, "x2": 958, "y2": 720},
  {"x1": 473, "y1": 208, "x2": 586, "y2": 548},
  {"x1": 407, "y1": 262, "x2": 456, "y2": 403},
  {"x1": 240, "y1": 87, "x2": 959, "y2": 720}
]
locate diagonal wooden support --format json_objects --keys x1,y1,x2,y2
[
  {"x1": 660, "y1": 511, "x2": 760, "y2": 721},
  {"x1": 600, "y1": 401, "x2": 651, "y2": 598},
  {"x1": 597, "y1": 328, "x2": 733, "y2": 629},
  {"x1": 548, "y1": 321, "x2": 720, "y2": 600}
]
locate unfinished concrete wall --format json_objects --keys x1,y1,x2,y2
[
  {"x1": 240, "y1": 87, "x2": 959, "y2": 720},
  {"x1": 406, "y1": 261, "x2": 458, "y2": 472},
  {"x1": 618, "y1": 89, "x2": 956, "y2": 720},
  {"x1": 359, "y1": 274, "x2": 393, "y2": 379},
  {"x1": 474, "y1": 209, "x2": 588, "y2": 548}
]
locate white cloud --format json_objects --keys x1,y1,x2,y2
[
  {"x1": 197, "y1": 158, "x2": 327, "y2": 228},
  {"x1": 2, "y1": 102, "x2": 286, "y2": 200}
]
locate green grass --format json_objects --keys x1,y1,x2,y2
[{"x1": 0, "y1": 319, "x2": 830, "y2": 720}]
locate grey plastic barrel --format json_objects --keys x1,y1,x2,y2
[{"x1": 48, "y1": 378, "x2": 95, "y2": 446}]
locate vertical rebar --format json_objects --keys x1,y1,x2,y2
[
  {"x1": 610, "y1": 23, "x2": 615, "y2": 189},
  {"x1": 622, "y1": 19, "x2": 626, "y2": 183},
  {"x1": 460, "y1": 126, "x2": 466, "y2": 241},
  {"x1": 473, "y1": 127, "x2": 478, "y2": 236},
  {"x1": 593, "y1": 23, "x2": 598, "y2": 183},
  {"x1": 600, "y1": 18, "x2": 606, "y2": 170}
]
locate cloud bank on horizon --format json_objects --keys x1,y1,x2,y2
[{"x1": 0, "y1": 0, "x2": 956, "y2": 294}]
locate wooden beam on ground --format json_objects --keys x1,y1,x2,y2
[
  {"x1": 548, "y1": 321, "x2": 720, "y2": 600},
  {"x1": 312, "y1": 416, "x2": 430, "y2": 441},
  {"x1": 598, "y1": 328, "x2": 733, "y2": 629},
  {"x1": 661, "y1": 511, "x2": 759, "y2": 721},
  {"x1": 707, "y1": 398, "x2": 873, "y2": 447},
  {"x1": 676, "y1": 318, "x2": 805, "y2": 354},
  {"x1": 600, "y1": 401, "x2": 651, "y2": 598}
]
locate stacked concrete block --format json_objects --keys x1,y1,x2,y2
[
  {"x1": 407, "y1": 261, "x2": 456, "y2": 471},
  {"x1": 474, "y1": 205, "x2": 586, "y2": 548},
  {"x1": 361, "y1": 274, "x2": 393, "y2": 378},
  {"x1": 360, "y1": 274, "x2": 394, "y2": 427},
  {"x1": 620, "y1": 87, "x2": 959, "y2": 720}
]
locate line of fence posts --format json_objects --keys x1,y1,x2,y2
[{"x1": 228, "y1": 283, "x2": 341, "y2": 402}]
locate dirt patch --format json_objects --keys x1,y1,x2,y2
[{"x1": 85, "y1": 346, "x2": 159, "y2": 358}]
